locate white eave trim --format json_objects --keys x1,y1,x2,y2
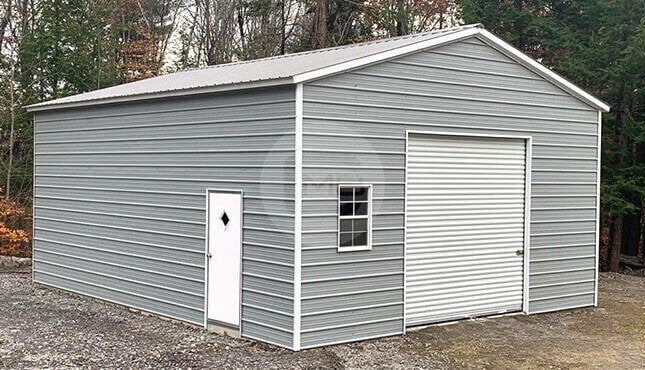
[{"x1": 26, "y1": 78, "x2": 293, "y2": 112}]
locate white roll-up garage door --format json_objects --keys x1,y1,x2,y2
[{"x1": 405, "y1": 133, "x2": 527, "y2": 326}]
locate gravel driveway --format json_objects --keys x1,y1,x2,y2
[{"x1": 1, "y1": 272, "x2": 643, "y2": 368}]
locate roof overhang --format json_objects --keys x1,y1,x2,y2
[{"x1": 26, "y1": 77, "x2": 294, "y2": 112}]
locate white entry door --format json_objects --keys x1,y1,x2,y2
[
  {"x1": 207, "y1": 190, "x2": 242, "y2": 327},
  {"x1": 405, "y1": 133, "x2": 527, "y2": 326}
]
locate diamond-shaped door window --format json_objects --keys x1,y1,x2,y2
[{"x1": 220, "y1": 211, "x2": 230, "y2": 228}]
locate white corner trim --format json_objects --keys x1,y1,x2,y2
[
  {"x1": 403, "y1": 131, "x2": 409, "y2": 333},
  {"x1": 293, "y1": 83, "x2": 303, "y2": 350},
  {"x1": 292, "y1": 28, "x2": 480, "y2": 84},
  {"x1": 203, "y1": 190, "x2": 211, "y2": 328},
  {"x1": 594, "y1": 110, "x2": 602, "y2": 306},
  {"x1": 476, "y1": 29, "x2": 610, "y2": 112},
  {"x1": 523, "y1": 137, "x2": 533, "y2": 314}
]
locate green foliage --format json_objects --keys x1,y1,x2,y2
[
  {"x1": 19, "y1": 0, "x2": 120, "y2": 100},
  {"x1": 460, "y1": 0, "x2": 558, "y2": 58},
  {"x1": 0, "y1": 0, "x2": 125, "y2": 203}
]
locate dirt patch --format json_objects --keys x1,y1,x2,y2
[{"x1": 1, "y1": 272, "x2": 643, "y2": 368}]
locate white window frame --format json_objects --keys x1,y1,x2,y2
[{"x1": 337, "y1": 184, "x2": 372, "y2": 252}]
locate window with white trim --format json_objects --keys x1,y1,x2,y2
[{"x1": 338, "y1": 185, "x2": 371, "y2": 251}]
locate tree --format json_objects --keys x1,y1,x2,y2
[
  {"x1": 174, "y1": 0, "x2": 303, "y2": 68},
  {"x1": 364, "y1": 0, "x2": 459, "y2": 37},
  {"x1": 460, "y1": 0, "x2": 645, "y2": 270},
  {"x1": 112, "y1": 0, "x2": 184, "y2": 81},
  {"x1": 1, "y1": 0, "x2": 35, "y2": 203},
  {"x1": 20, "y1": 0, "x2": 121, "y2": 98}
]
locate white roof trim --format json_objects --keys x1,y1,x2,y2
[
  {"x1": 475, "y1": 29, "x2": 610, "y2": 112},
  {"x1": 292, "y1": 28, "x2": 480, "y2": 83},
  {"x1": 26, "y1": 78, "x2": 292, "y2": 112}
]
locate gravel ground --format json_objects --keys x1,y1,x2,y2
[{"x1": 1, "y1": 272, "x2": 643, "y2": 369}]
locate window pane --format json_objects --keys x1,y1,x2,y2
[
  {"x1": 340, "y1": 187, "x2": 353, "y2": 202},
  {"x1": 354, "y1": 202, "x2": 368, "y2": 216},
  {"x1": 353, "y1": 232, "x2": 368, "y2": 246},
  {"x1": 340, "y1": 219, "x2": 352, "y2": 233},
  {"x1": 354, "y1": 187, "x2": 368, "y2": 201},
  {"x1": 340, "y1": 232, "x2": 353, "y2": 247},
  {"x1": 340, "y1": 202, "x2": 354, "y2": 216},
  {"x1": 353, "y1": 218, "x2": 367, "y2": 232},
  {"x1": 338, "y1": 185, "x2": 371, "y2": 250}
]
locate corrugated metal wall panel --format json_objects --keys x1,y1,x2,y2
[
  {"x1": 300, "y1": 319, "x2": 402, "y2": 349},
  {"x1": 33, "y1": 86, "x2": 295, "y2": 348},
  {"x1": 33, "y1": 270, "x2": 203, "y2": 323},
  {"x1": 301, "y1": 35, "x2": 598, "y2": 347}
]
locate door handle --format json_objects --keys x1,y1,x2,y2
[
  {"x1": 207, "y1": 253, "x2": 213, "y2": 258},
  {"x1": 516, "y1": 250, "x2": 524, "y2": 256}
]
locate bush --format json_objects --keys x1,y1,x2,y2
[{"x1": 0, "y1": 195, "x2": 31, "y2": 257}]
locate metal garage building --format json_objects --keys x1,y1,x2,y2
[{"x1": 28, "y1": 24, "x2": 610, "y2": 350}]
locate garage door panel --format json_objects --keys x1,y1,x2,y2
[
  {"x1": 407, "y1": 268, "x2": 523, "y2": 285},
  {"x1": 405, "y1": 195, "x2": 525, "y2": 204},
  {"x1": 408, "y1": 140, "x2": 524, "y2": 151},
  {"x1": 407, "y1": 242, "x2": 522, "y2": 254},
  {"x1": 406, "y1": 237, "x2": 523, "y2": 250},
  {"x1": 405, "y1": 133, "x2": 526, "y2": 325},
  {"x1": 408, "y1": 210, "x2": 525, "y2": 221},
  {"x1": 406, "y1": 298, "x2": 521, "y2": 325},
  {"x1": 407, "y1": 287, "x2": 523, "y2": 307},
  {"x1": 406, "y1": 261, "x2": 523, "y2": 275},
  {"x1": 406, "y1": 250, "x2": 524, "y2": 264},
  {"x1": 407, "y1": 229, "x2": 523, "y2": 242},
  {"x1": 407, "y1": 276, "x2": 522, "y2": 292},
  {"x1": 407, "y1": 218, "x2": 524, "y2": 229}
]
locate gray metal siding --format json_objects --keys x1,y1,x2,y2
[
  {"x1": 301, "y1": 36, "x2": 598, "y2": 347},
  {"x1": 33, "y1": 86, "x2": 295, "y2": 348}
]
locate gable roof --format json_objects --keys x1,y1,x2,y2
[{"x1": 27, "y1": 24, "x2": 609, "y2": 112}]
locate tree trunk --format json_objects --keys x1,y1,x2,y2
[
  {"x1": 237, "y1": 7, "x2": 245, "y2": 55},
  {"x1": 312, "y1": 0, "x2": 327, "y2": 49},
  {"x1": 609, "y1": 214, "x2": 623, "y2": 271},
  {"x1": 513, "y1": 0, "x2": 523, "y2": 49},
  {"x1": 638, "y1": 208, "x2": 644, "y2": 260},
  {"x1": 395, "y1": 0, "x2": 406, "y2": 36},
  {"x1": 6, "y1": 44, "x2": 16, "y2": 198},
  {"x1": 204, "y1": 0, "x2": 214, "y2": 64},
  {"x1": 0, "y1": 0, "x2": 13, "y2": 52},
  {"x1": 280, "y1": 0, "x2": 286, "y2": 55}
]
